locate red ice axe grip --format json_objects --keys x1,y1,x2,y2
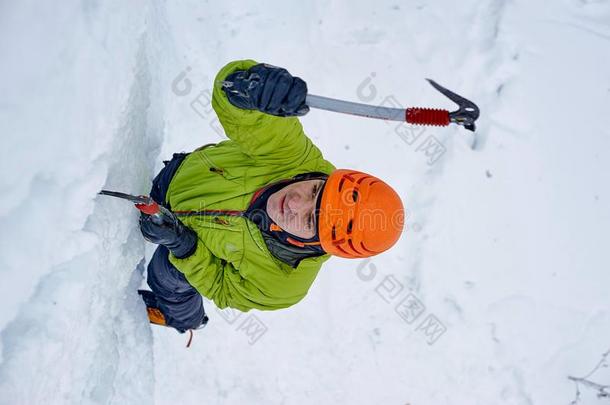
[
  {"x1": 135, "y1": 201, "x2": 161, "y2": 215},
  {"x1": 98, "y1": 190, "x2": 166, "y2": 224},
  {"x1": 406, "y1": 107, "x2": 450, "y2": 127}
]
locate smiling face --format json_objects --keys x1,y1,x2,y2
[{"x1": 266, "y1": 179, "x2": 326, "y2": 239}]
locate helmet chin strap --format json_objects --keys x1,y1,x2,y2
[{"x1": 269, "y1": 223, "x2": 321, "y2": 248}]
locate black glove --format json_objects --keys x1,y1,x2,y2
[
  {"x1": 222, "y1": 63, "x2": 309, "y2": 117},
  {"x1": 139, "y1": 211, "x2": 197, "y2": 259}
]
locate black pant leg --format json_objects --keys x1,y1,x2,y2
[{"x1": 146, "y1": 245, "x2": 207, "y2": 332}]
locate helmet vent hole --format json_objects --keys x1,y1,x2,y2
[
  {"x1": 356, "y1": 176, "x2": 370, "y2": 185},
  {"x1": 347, "y1": 239, "x2": 361, "y2": 255},
  {"x1": 352, "y1": 190, "x2": 358, "y2": 202},
  {"x1": 338, "y1": 178, "x2": 346, "y2": 192},
  {"x1": 360, "y1": 242, "x2": 375, "y2": 253},
  {"x1": 331, "y1": 225, "x2": 336, "y2": 240},
  {"x1": 347, "y1": 219, "x2": 353, "y2": 234}
]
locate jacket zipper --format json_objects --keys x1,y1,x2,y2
[{"x1": 174, "y1": 209, "x2": 244, "y2": 218}]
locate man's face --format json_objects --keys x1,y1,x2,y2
[{"x1": 266, "y1": 179, "x2": 326, "y2": 239}]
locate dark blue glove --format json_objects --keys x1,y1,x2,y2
[
  {"x1": 222, "y1": 63, "x2": 309, "y2": 117},
  {"x1": 139, "y1": 211, "x2": 197, "y2": 259}
]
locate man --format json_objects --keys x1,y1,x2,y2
[{"x1": 138, "y1": 60, "x2": 404, "y2": 333}]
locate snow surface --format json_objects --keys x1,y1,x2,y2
[{"x1": 1, "y1": 1, "x2": 609, "y2": 404}]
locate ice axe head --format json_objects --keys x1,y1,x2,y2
[{"x1": 426, "y1": 79, "x2": 480, "y2": 132}]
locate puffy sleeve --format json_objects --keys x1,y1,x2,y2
[{"x1": 212, "y1": 59, "x2": 323, "y2": 167}]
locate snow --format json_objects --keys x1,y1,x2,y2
[{"x1": 1, "y1": 0, "x2": 609, "y2": 404}]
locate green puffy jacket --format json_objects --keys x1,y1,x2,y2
[{"x1": 166, "y1": 59, "x2": 336, "y2": 312}]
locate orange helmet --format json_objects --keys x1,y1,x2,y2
[{"x1": 318, "y1": 169, "x2": 404, "y2": 258}]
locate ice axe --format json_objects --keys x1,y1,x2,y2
[
  {"x1": 305, "y1": 79, "x2": 480, "y2": 132},
  {"x1": 98, "y1": 190, "x2": 172, "y2": 225}
]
